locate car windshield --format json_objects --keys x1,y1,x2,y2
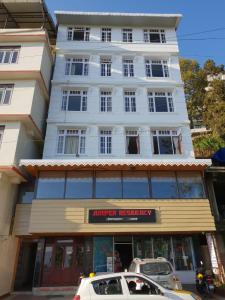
[{"x1": 140, "y1": 262, "x2": 173, "y2": 275}]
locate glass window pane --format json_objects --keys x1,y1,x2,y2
[
  {"x1": 153, "y1": 237, "x2": 173, "y2": 264},
  {"x1": 36, "y1": 171, "x2": 65, "y2": 199},
  {"x1": 55, "y1": 245, "x2": 64, "y2": 268},
  {"x1": 155, "y1": 97, "x2": 168, "y2": 112},
  {"x1": 75, "y1": 63, "x2": 83, "y2": 75},
  {"x1": 150, "y1": 33, "x2": 161, "y2": 43},
  {"x1": 158, "y1": 136, "x2": 173, "y2": 154},
  {"x1": 173, "y1": 237, "x2": 194, "y2": 270},
  {"x1": 43, "y1": 246, "x2": 53, "y2": 269},
  {"x1": 151, "y1": 64, "x2": 163, "y2": 77},
  {"x1": 64, "y1": 246, "x2": 73, "y2": 268},
  {"x1": 93, "y1": 236, "x2": 113, "y2": 272},
  {"x1": 96, "y1": 171, "x2": 122, "y2": 198},
  {"x1": 73, "y1": 31, "x2": 85, "y2": 40},
  {"x1": 68, "y1": 95, "x2": 81, "y2": 111},
  {"x1": 151, "y1": 172, "x2": 178, "y2": 198},
  {"x1": 18, "y1": 181, "x2": 35, "y2": 203},
  {"x1": 177, "y1": 172, "x2": 205, "y2": 198},
  {"x1": 65, "y1": 171, "x2": 93, "y2": 198},
  {"x1": 123, "y1": 171, "x2": 149, "y2": 198}
]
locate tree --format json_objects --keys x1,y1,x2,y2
[
  {"x1": 179, "y1": 58, "x2": 207, "y2": 128},
  {"x1": 203, "y1": 79, "x2": 225, "y2": 137},
  {"x1": 203, "y1": 59, "x2": 224, "y2": 75}
]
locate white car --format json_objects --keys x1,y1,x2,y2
[
  {"x1": 73, "y1": 272, "x2": 201, "y2": 300},
  {"x1": 129, "y1": 257, "x2": 182, "y2": 290}
]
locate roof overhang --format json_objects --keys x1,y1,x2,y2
[
  {"x1": 55, "y1": 11, "x2": 182, "y2": 30},
  {"x1": 0, "y1": 0, "x2": 56, "y2": 44},
  {"x1": 0, "y1": 165, "x2": 27, "y2": 182},
  {"x1": 20, "y1": 158, "x2": 211, "y2": 176}
]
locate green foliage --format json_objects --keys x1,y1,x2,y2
[{"x1": 193, "y1": 134, "x2": 225, "y2": 158}]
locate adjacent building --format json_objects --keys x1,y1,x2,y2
[
  {"x1": 15, "y1": 11, "x2": 216, "y2": 292},
  {"x1": 0, "y1": 0, "x2": 55, "y2": 296}
]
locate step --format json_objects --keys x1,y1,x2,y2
[{"x1": 33, "y1": 286, "x2": 78, "y2": 296}]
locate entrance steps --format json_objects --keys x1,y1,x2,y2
[{"x1": 33, "y1": 286, "x2": 77, "y2": 296}]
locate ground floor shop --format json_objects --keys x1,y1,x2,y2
[{"x1": 14, "y1": 233, "x2": 214, "y2": 291}]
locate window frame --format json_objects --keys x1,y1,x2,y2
[
  {"x1": 100, "y1": 57, "x2": 112, "y2": 77},
  {"x1": 61, "y1": 90, "x2": 87, "y2": 112},
  {"x1": 67, "y1": 27, "x2": 90, "y2": 41},
  {"x1": 0, "y1": 125, "x2": 5, "y2": 148},
  {"x1": 124, "y1": 91, "x2": 136, "y2": 112},
  {"x1": 57, "y1": 128, "x2": 86, "y2": 155},
  {"x1": 125, "y1": 129, "x2": 140, "y2": 155},
  {"x1": 101, "y1": 28, "x2": 112, "y2": 42},
  {"x1": 122, "y1": 28, "x2": 133, "y2": 42},
  {"x1": 0, "y1": 84, "x2": 14, "y2": 105},
  {"x1": 145, "y1": 59, "x2": 169, "y2": 78},
  {"x1": 148, "y1": 91, "x2": 174, "y2": 112},
  {"x1": 100, "y1": 90, "x2": 112, "y2": 112},
  {"x1": 143, "y1": 29, "x2": 166, "y2": 43},
  {"x1": 123, "y1": 59, "x2": 134, "y2": 77},
  {"x1": 99, "y1": 129, "x2": 112, "y2": 154},
  {"x1": 0, "y1": 47, "x2": 20, "y2": 64},
  {"x1": 152, "y1": 129, "x2": 182, "y2": 155},
  {"x1": 65, "y1": 57, "x2": 89, "y2": 76}
]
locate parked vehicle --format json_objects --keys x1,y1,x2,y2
[
  {"x1": 128, "y1": 257, "x2": 182, "y2": 290},
  {"x1": 196, "y1": 268, "x2": 215, "y2": 297},
  {"x1": 73, "y1": 272, "x2": 201, "y2": 300}
]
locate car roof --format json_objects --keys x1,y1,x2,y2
[
  {"x1": 83, "y1": 272, "x2": 152, "y2": 282},
  {"x1": 132, "y1": 258, "x2": 171, "y2": 264}
]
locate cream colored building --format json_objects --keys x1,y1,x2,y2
[{"x1": 0, "y1": 0, "x2": 55, "y2": 296}]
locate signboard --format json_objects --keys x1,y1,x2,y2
[{"x1": 89, "y1": 209, "x2": 156, "y2": 223}]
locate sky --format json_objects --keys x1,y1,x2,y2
[{"x1": 45, "y1": 0, "x2": 225, "y2": 67}]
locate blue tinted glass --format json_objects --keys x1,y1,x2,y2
[
  {"x1": 36, "y1": 172, "x2": 65, "y2": 199},
  {"x1": 65, "y1": 171, "x2": 93, "y2": 198},
  {"x1": 151, "y1": 64, "x2": 163, "y2": 77},
  {"x1": 151, "y1": 172, "x2": 178, "y2": 198},
  {"x1": 177, "y1": 172, "x2": 205, "y2": 198},
  {"x1": 155, "y1": 97, "x2": 167, "y2": 112},
  {"x1": 158, "y1": 136, "x2": 173, "y2": 154},
  {"x1": 123, "y1": 171, "x2": 149, "y2": 198},
  {"x1": 96, "y1": 171, "x2": 122, "y2": 198}
]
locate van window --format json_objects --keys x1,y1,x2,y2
[{"x1": 140, "y1": 262, "x2": 172, "y2": 275}]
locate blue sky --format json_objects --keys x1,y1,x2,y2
[{"x1": 45, "y1": 0, "x2": 225, "y2": 66}]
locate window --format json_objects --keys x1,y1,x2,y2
[
  {"x1": 122, "y1": 29, "x2": 133, "y2": 42},
  {"x1": 0, "y1": 84, "x2": 13, "y2": 105},
  {"x1": 100, "y1": 90, "x2": 112, "y2": 112},
  {"x1": 151, "y1": 171, "x2": 178, "y2": 198},
  {"x1": 123, "y1": 59, "x2": 134, "y2": 77},
  {"x1": 143, "y1": 29, "x2": 166, "y2": 43},
  {"x1": 65, "y1": 171, "x2": 93, "y2": 199},
  {"x1": 96, "y1": 171, "x2": 122, "y2": 198},
  {"x1": 100, "y1": 129, "x2": 112, "y2": 154},
  {"x1": 177, "y1": 172, "x2": 205, "y2": 198},
  {"x1": 148, "y1": 91, "x2": 174, "y2": 112},
  {"x1": 145, "y1": 59, "x2": 169, "y2": 77},
  {"x1": 18, "y1": 181, "x2": 35, "y2": 204},
  {"x1": 92, "y1": 277, "x2": 123, "y2": 295},
  {"x1": 125, "y1": 276, "x2": 160, "y2": 295},
  {"x1": 36, "y1": 171, "x2": 65, "y2": 199},
  {"x1": 0, "y1": 125, "x2": 4, "y2": 148},
  {"x1": 124, "y1": 91, "x2": 136, "y2": 112},
  {"x1": 123, "y1": 171, "x2": 149, "y2": 198},
  {"x1": 152, "y1": 129, "x2": 182, "y2": 155},
  {"x1": 173, "y1": 237, "x2": 194, "y2": 270},
  {"x1": 0, "y1": 47, "x2": 20, "y2": 64},
  {"x1": 61, "y1": 90, "x2": 87, "y2": 111},
  {"x1": 67, "y1": 27, "x2": 90, "y2": 41},
  {"x1": 65, "y1": 57, "x2": 89, "y2": 76},
  {"x1": 43, "y1": 246, "x2": 53, "y2": 268},
  {"x1": 126, "y1": 130, "x2": 140, "y2": 154},
  {"x1": 100, "y1": 57, "x2": 111, "y2": 76},
  {"x1": 101, "y1": 28, "x2": 111, "y2": 42},
  {"x1": 57, "y1": 129, "x2": 86, "y2": 155}
]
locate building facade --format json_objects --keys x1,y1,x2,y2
[
  {"x1": 15, "y1": 12, "x2": 215, "y2": 291},
  {"x1": 0, "y1": 0, "x2": 55, "y2": 296}
]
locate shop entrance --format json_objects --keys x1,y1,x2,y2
[{"x1": 114, "y1": 236, "x2": 133, "y2": 272}]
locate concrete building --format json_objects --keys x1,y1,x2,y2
[
  {"x1": 17, "y1": 12, "x2": 215, "y2": 293},
  {"x1": 0, "y1": 0, "x2": 55, "y2": 296}
]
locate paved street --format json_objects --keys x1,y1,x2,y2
[{"x1": 4, "y1": 294, "x2": 225, "y2": 300}]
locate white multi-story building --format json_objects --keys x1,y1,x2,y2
[
  {"x1": 0, "y1": 0, "x2": 55, "y2": 296},
  {"x1": 18, "y1": 12, "x2": 215, "y2": 291}
]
